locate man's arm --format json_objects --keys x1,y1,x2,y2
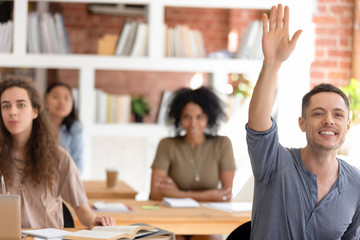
[{"x1": 248, "y1": 4, "x2": 302, "y2": 131}]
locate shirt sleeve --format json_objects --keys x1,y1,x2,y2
[
  {"x1": 57, "y1": 147, "x2": 87, "y2": 209},
  {"x1": 218, "y1": 136, "x2": 236, "y2": 171},
  {"x1": 151, "y1": 138, "x2": 172, "y2": 171},
  {"x1": 69, "y1": 121, "x2": 83, "y2": 172},
  {"x1": 246, "y1": 119, "x2": 283, "y2": 183}
]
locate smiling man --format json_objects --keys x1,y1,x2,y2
[{"x1": 246, "y1": 4, "x2": 360, "y2": 239}]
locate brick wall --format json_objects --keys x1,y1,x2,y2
[
  {"x1": 52, "y1": 3, "x2": 259, "y2": 123},
  {"x1": 311, "y1": 0, "x2": 354, "y2": 87},
  {"x1": 50, "y1": 1, "x2": 355, "y2": 122}
]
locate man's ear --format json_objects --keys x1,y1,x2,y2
[{"x1": 298, "y1": 117, "x2": 305, "y2": 132}]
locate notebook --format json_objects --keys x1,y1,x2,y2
[{"x1": 0, "y1": 194, "x2": 21, "y2": 240}]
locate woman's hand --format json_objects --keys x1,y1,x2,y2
[
  {"x1": 203, "y1": 187, "x2": 233, "y2": 202},
  {"x1": 155, "y1": 176, "x2": 181, "y2": 197},
  {"x1": 75, "y1": 202, "x2": 115, "y2": 229},
  {"x1": 89, "y1": 215, "x2": 115, "y2": 229}
]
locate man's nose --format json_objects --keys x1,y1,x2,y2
[{"x1": 323, "y1": 113, "x2": 334, "y2": 125}]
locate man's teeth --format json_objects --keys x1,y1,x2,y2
[{"x1": 320, "y1": 131, "x2": 335, "y2": 136}]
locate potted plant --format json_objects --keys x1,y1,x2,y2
[
  {"x1": 131, "y1": 96, "x2": 150, "y2": 123},
  {"x1": 341, "y1": 78, "x2": 360, "y2": 124},
  {"x1": 339, "y1": 78, "x2": 360, "y2": 164}
]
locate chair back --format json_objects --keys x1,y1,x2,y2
[
  {"x1": 63, "y1": 202, "x2": 75, "y2": 228},
  {"x1": 226, "y1": 221, "x2": 251, "y2": 240}
]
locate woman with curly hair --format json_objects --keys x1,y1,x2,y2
[
  {"x1": 0, "y1": 78, "x2": 114, "y2": 228},
  {"x1": 150, "y1": 86, "x2": 236, "y2": 203},
  {"x1": 45, "y1": 82, "x2": 83, "y2": 172}
]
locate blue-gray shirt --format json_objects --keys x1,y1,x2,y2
[
  {"x1": 246, "y1": 120, "x2": 360, "y2": 240},
  {"x1": 59, "y1": 121, "x2": 83, "y2": 172}
]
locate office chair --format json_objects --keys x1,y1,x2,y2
[
  {"x1": 62, "y1": 202, "x2": 75, "y2": 228},
  {"x1": 226, "y1": 221, "x2": 251, "y2": 240}
]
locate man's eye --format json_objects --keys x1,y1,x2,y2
[{"x1": 335, "y1": 113, "x2": 344, "y2": 118}]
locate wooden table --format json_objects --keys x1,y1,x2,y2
[
  {"x1": 75, "y1": 199, "x2": 251, "y2": 235},
  {"x1": 83, "y1": 180, "x2": 138, "y2": 199}
]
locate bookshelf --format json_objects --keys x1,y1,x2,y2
[{"x1": 0, "y1": 0, "x2": 313, "y2": 199}]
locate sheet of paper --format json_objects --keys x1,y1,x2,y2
[
  {"x1": 92, "y1": 201, "x2": 130, "y2": 212},
  {"x1": 202, "y1": 202, "x2": 252, "y2": 212},
  {"x1": 162, "y1": 197, "x2": 200, "y2": 208},
  {"x1": 22, "y1": 228, "x2": 72, "y2": 238}
]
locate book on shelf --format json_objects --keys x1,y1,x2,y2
[
  {"x1": 164, "y1": 24, "x2": 169, "y2": 57},
  {"x1": 122, "y1": 20, "x2": 139, "y2": 56},
  {"x1": 95, "y1": 89, "x2": 131, "y2": 124},
  {"x1": 165, "y1": 24, "x2": 206, "y2": 58},
  {"x1": 98, "y1": 34, "x2": 118, "y2": 55},
  {"x1": 194, "y1": 29, "x2": 206, "y2": 58},
  {"x1": 236, "y1": 20, "x2": 262, "y2": 59},
  {"x1": 174, "y1": 25, "x2": 185, "y2": 57},
  {"x1": 27, "y1": 12, "x2": 41, "y2": 53},
  {"x1": 115, "y1": 19, "x2": 132, "y2": 55},
  {"x1": 27, "y1": 12, "x2": 71, "y2": 54},
  {"x1": 47, "y1": 12, "x2": 62, "y2": 53},
  {"x1": 0, "y1": 20, "x2": 13, "y2": 53},
  {"x1": 41, "y1": 12, "x2": 60, "y2": 53},
  {"x1": 54, "y1": 12, "x2": 72, "y2": 53},
  {"x1": 95, "y1": 89, "x2": 107, "y2": 123},
  {"x1": 188, "y1": 29, "x2": 198, "y2": 58},
  {"x1": 64, "y1": 223, "x2": 174, "y2": 240},
  {"x1": 249, "y1": 20, "x2": 263, "y2": 59},
  {"x1": 167, "y1": 27, "x2": 175, "y2": 57},
  {"x1": 157, "y1": 90, "x2": 173, "y2": 125},
  {"x1": 115, "y1": 95, "x2": 131, "y2": 123},
  {"x1": 130, "y1": 22, "x2": 148, "y2": 57},
  {"x1": 180, "y1": 25, "x2": 192, "y2": 57}
]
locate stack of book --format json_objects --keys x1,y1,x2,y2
[
  {"x1": 94, "y1": 89, "x2": 131, "y2": 124},
  {"x1": 165, "y1": 24, "x2": 206, "y2": 58},
  {"x1": 0, "y1": 20, "x2": 13, "y2": 53},
  {"x1": 27, "y1": 12, "x2": 72, "y2": 54},
  {"x1": 114, "y1": 19, "x2": 148, "y2": 57},
  {"x1": 235, "y1": 20, "x2": 263, "y2": 59}
]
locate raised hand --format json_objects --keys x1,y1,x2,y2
[
  {"x1": 262, "y1": 4, "x2": 302, "y2": 64},
  {"x1": 248, "y1": 4, "x2": 302, "y2": 131}
]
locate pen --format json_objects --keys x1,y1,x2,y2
[{"x1": 1, "y1": 175, "x2": 6, "y2": 194}]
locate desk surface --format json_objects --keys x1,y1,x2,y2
[
  {"x1": 83, "y1": 180, "x2": 138, "y2": 199},
  {"x1": 75, "y1": 199, "x2": 251, "y2": 235}
]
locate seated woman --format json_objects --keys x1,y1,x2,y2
[
  {"x1": 150, "y1": 86, "x2": 236, "y2": 202},
  {"x1": 45, "y1": 82, "x2": 83, "y2": 172},
  {"x1": 0, "y1": 78, "x2": 114, "y2": 228}
]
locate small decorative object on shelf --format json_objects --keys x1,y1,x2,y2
[{"x1": 131, "y1": 96, "x2": 150, "y2": 123}]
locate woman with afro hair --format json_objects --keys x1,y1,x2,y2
[{"x1": 150, "y1": 86, "x2": 236, "y2": 203}]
